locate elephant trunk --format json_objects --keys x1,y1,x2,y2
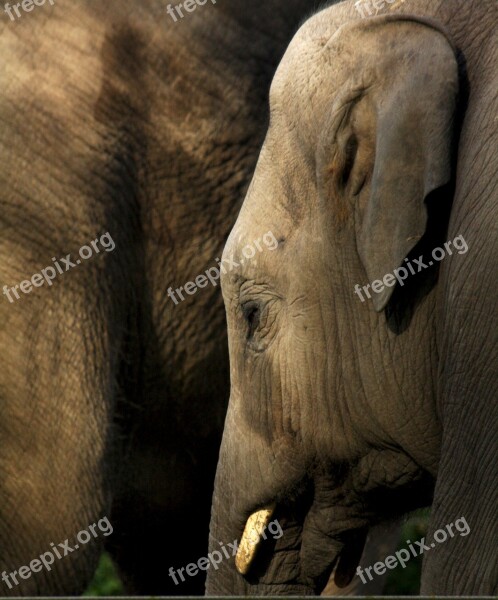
[
  {"x1": 205, "y1": 423, "x2": 319, "y2": 595},
  {"x1": 205, "y1": 414, "x2": 353, "y2": 595}
]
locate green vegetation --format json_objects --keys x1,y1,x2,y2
[
  {"x1": 84, "y1": 553, "x2": 124, "y2": 596},
  {"x1": 385, "y1": 509, "x2": 431, "y2": 595}
]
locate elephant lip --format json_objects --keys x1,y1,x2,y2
[{"x1": 332, "y1": 528, "x2": 368, "y2": 588}]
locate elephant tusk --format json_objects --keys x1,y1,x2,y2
[{"x1": 235, "y1": 505, "x2": 276, "y2": 575}]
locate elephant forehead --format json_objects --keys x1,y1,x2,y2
[
  {"x1": 269, "y1": 16, "x2": 352, "y2": 143},
  {"x1": 271, "y1": 37, "x2": 329, "y2": 112}
]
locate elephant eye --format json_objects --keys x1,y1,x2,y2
[
  {"x1": 341, "y1": 133, "x2": 358, "y2": 188},
  {"x1": 242, "y1": 301, "x2": 261, "y2": 339}
]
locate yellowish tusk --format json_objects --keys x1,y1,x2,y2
[{"x1": 235, "y1": 505, "x2": 276, "y2": 575}]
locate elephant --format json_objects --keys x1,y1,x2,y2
[{"x1": 207, "y1": 0, "x2": 497, "y2": 596}]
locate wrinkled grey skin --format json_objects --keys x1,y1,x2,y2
[
  {"x1": 0, "y1": 0, "x2": 319, "y2": 595},
  {"x1": 208, "y1": 0, "x2": 497, "y2": 595}
]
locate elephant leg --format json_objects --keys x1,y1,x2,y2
[
  {"x1": 422, "y1": 339, "x2": 498, "y2": 594},
  {"x1": 421, "y1": 78, "x2": 498, "y2": 595},
  {"x1": 0, "y1": 261, "x2": 122, "y2": 595},
  {"x1": 106, "y1": 424, "x2": 222, "y2": 595},
  {"x1": 104, "y1": 272, "x2": 229, "y2": 595},
  {"x1": 422, "y1": 360, "x2": 497, "y2": 594}
]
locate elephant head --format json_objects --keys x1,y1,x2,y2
[{"x1": 207, "y1": 9, "x2": 462, "y2": 595}]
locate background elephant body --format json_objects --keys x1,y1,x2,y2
[
  {"x1": 0, "y1": 0, "x2": 322, "y2": 595},
  {"x1": 207, "y1": 0, "x2": 497, "y2": 596}
]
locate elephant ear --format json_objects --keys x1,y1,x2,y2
[{"x1": 352, "y1": 16, "x2": 459, "y2": 312}]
